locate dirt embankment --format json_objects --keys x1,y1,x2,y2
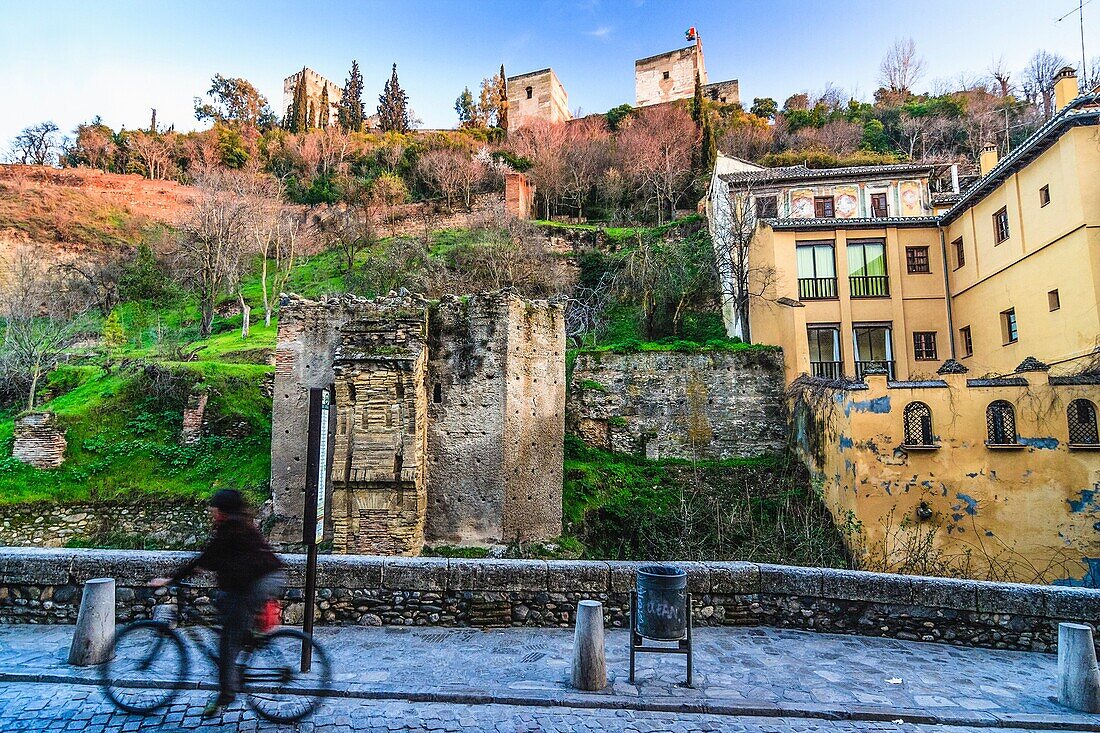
[{"x1": 0, "y1": 165, "x2": 198, "y2": 281}]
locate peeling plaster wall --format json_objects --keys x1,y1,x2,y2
[{"x1": 792, "y1": 370, "x2": 1100, "y2": 586}]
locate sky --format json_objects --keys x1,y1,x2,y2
[{"x1": 0, "y1": 0, "x2": 1093, "y2": 146}]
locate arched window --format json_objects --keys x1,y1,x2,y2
[
  {"x1": 1068, "y1": 399, "x2": 1100, "y2": 445},
  {"x1": 525, "y1": 86, "x2": 533, "y2": 99},
  {"x1": 986, "y1": 400, "x2": 1017, "y2": 445},
  {"x1": 903, "y1": 402, "x2": 934, "y2": 447}
]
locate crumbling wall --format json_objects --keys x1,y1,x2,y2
[
  {"x1": 13, "y1": 413, "x2": 66, "y2": 469},
  {"x1": 568, "y1": 348, "x2": 787, "y2": 460}
]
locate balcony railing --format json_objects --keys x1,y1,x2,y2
[
  {"x1": 810, "y1": 361, "x2": 842, "y2": 380},
  {"x1": 849, "y1": 275, "x2": 890, "y2": 298},
  {"x1": 855, "y1": 360, "x2": 896, "y2": 381},
  {"x1": 798, "y1": 277, "x2": 838, "y2": 300}
]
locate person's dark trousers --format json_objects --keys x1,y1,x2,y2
[{"x1": 216, "y1": 589, "x2": 251, "y2": 701}]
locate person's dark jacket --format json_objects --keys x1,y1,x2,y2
[{"x1": 170, "y1": 513, "x2": 284, "y2": 593}]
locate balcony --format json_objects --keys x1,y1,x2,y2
[
  {"x1": 855, "y1": 360, "x2": 896, "y2": 380},
  {"x1": 810, "y1": 361, "x2": 842, "y2": 380},
  {"x1": 798, "y1": 277, "x2": 838, "y2": 300},
  {"x1": 849, "y1": 275, "x2": 890, "y2": 298}
]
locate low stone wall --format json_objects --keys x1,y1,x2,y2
[
  {"x1": 0, "y1": 503, "x2": 208, "y2": 549},
  {"x1": 2, "y1": 548, "x2": 1098, "y2": 655},
  {"x1": 13, "y1": 412, "x2": 67, "y2": 468}
]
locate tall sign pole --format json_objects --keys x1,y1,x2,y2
[{"x1": 301, "y1": 386, "x2": 333, "y2": 672}]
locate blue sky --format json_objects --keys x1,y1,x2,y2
[{"x1": 0, "y1": 1, "x2": 1092, "y2": 145}]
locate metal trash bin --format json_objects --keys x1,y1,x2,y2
[{"x1": 635, "y1": 565, "x2": 687, "y2": 640}]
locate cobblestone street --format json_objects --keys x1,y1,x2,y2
[{"x1": 0, "y1": 681, "x2": 1077, "y2": 733}]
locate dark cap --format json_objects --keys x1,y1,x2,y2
[{"x1": 208, "y1": 489, "x2": 245, "y2": 513}]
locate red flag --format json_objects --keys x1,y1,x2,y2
[{"x1": 685, "y1": 27, "x2": 697, "y2": 41}]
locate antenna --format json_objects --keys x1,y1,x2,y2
[{"x1": 1057, "y1": 0, "x2": 1093, "y2": 86}]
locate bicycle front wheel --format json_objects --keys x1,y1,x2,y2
[
  {"x1": 243, "y1": 628, "x2": 331, "y2": 723},
  {"x1": 99, "y1": 620, "x2": 189, "y2": 714}
]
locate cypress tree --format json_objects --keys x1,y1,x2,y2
[
  {"x1": 497, "y1": 64, "x2": 509, "y2": 134},
  {"x1": 319, "y1": 85, "x2": 330, "y2": 129},
  {"x1": 287, "y1": 68, "x2": 309, "y2": 133},
  {"x1": 691, "y1": 72, "x2": 704, "y2": 126},
  {"x1": 377, "y1": 63, "x2": 410, "y2": 133},
  {"x1": 307, "y1": 100, "x2": 316, "y2": 131},
  {"x1": 700, "y1": 112, "x2": 717, "y2": 174},
  {"x1": 338, "y1": 60, "x2": 365, "y2": 132}
]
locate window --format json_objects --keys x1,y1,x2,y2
[
  {"x1": 952, "y1": 237, "x2": 965, "y2": 269},
  {"x1": 1039, "y1": 185, "x2": 1050, "y2": 207},
  {"x1": 959, "y1": 326, "x2": 973, "y2": 357},
  {"x1": 906, "y1": 246, "x2": 930, "y2": 274},
  {"x1": 852, "y1": 324, "x2": 894, "y2": 380},
  {"x1": 796, "y1": 242, "x2": 837, "y2": 299},
  {"x1": 525, "y1": 86, "x2": 533, "y2": 99},
  {"x1": 986, "y1": 400, "x2": 1018, "y2": 446},
  {"x1": 1068, "y1": 400, "x2": 1100, "y2": 445},
  {"x1": 755, "y1": 196, "x2": 778, "y2": 218},
  {"x1": 814, "y1": 196, "x2": 835, "y2": 218},
  {"x1": 1048, "y1": 289, "x2": 1060, "y2": 311},
  {"x1": 433, "y1": 383, "x2": 442, "y2": 403},
  {"x1": 663, "y1": 71, "x2": 670, "y2": 80},
  {"x1": 807, "y1": 326, "x2": 842, "y2": 379},
  {"x1": 993, "y1": 207, "x2": 1010, "y2": 243},
  {"x1": 1001, "y1": 308, "x2": 1018, "y2": 344},
  {"x1": 904, "y1": 402, "x2": 935, "y2": 447},
  {"x1": 913, "y1": 332, "x2": 938, "y2": 360},
  {"x1": 847, "y1": 240, "x2": 889, "y2": 297},
  {"x1": 870, "y1": 192, "x2": 888, "y2": 218}
]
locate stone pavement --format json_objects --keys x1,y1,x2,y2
[{"x1": 1, "y1": 624, "x2": 1098, "y2": 731}]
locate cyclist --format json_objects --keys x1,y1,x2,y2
[{"x1": 152, "y1": 489, "x2": 285, "y2": 717}]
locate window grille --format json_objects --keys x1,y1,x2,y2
[
  {"x1": 1068, "y1": 399, "x2": 1099, "y2": 445},
  {"x1": 904, "y1": 402, "x2": 934, "y2": 446},
  {"x1": 986, "y1": 400, "x2": 1017, "y2": 445}
]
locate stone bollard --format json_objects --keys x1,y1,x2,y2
[
  {"x1": 68, "y1": 578, "x2": 115, "y2": 666},
  {"x1": 1058, "y1": 622, "x2": 1100, "y2": 713},
  {"x1": 571, "y1": 600, "x2": 607, "y2": 691}
]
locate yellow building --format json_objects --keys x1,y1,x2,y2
[{"x1": 710, "y1": 70, "x2": 1100, "y2": 585}]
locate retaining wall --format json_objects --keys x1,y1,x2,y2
[
  {"x1": 0, "y1": 503, "x2": 208, "y2": 549},
  {"x1": 2, "y1": 548, "x2": 1098, "y2": 654}
]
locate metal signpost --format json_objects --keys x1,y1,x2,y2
[{"x1": 301, "y1": 386, "x2": 333, "y2": 672}]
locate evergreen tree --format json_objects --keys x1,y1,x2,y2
[
  {"x1": 497, "y1": 64, "x2": 509, "y2": 134},
  {"x1": 377, "y1": 63, "x2": 410, "y2": 133},
  {"x1": 286, "y1": 68, "x2": 309, "y2": 133},
  {"x1": 307, "y1": 100, "x2": 316, "y2": 131},
  {"x1": 700, "y1": 111, "x2": 717, "y2": 174},
  {"x1": 319, "y1": 85, "x2": 330, "y2": 129},
  {"x1": 455, "y1": 87, "x2": 477, "y2": 127},
  {"x1": 691, "y1": 73, "x2": 704, "y2": 125},
  {"x1": 338, "y1": 60, "x2": 365, "y2": 132}
]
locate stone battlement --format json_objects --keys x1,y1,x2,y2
[{"x1": 2, "y1": 548, "x2": 1098, "y2": 655}]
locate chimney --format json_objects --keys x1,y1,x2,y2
[
  {"x1": 1054, "y1": 66, "x2": 1078, "y2": 113},
  {"x1": 979, "y1": 143, "x2": 999, "y2": 176}
]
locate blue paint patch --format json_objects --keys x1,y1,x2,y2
[
  {"x1": 951, "y1": 513, "x2": 964, "y2": 522},
  {"x1": 1052, "y1": 558, "x2": 1100, "y2": 589},
  {"x1": 1068, "y1": 489, "x2": 1098, "y2": 513},
  {"x1": 1019, "y1": 436, "x2": 1058, "y2": 450},
  {"x1": 838, "y1": 435, "x2": 854, "y2": 449},
  {"x1": 956, "y1": 492, "x2": 979, "y2": 516},
  {"x1": 846, "y1": 395, "x2": 891, "y2": 416}
]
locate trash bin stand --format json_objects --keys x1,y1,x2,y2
[{"x1": 628, "y1": 590, "x2": 693, "y2": 687}]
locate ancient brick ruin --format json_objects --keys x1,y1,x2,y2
[
  {"x1": 12, "y1": 412, "x2": 67, "y2": 469},
  {"x1": 270, "y1": 290, "x2": 565, "y2": 555}
]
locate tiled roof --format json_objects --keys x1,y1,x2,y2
[
  {"x1": 720, "y1": 162, "x2": 934, "y2": 186},
  {"x1": 767, "y1": 215, "x2": 939, "y2": 230}
]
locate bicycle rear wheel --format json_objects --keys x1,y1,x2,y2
[
  {"x1": 99, "y1": 620, "x2": 189, "y2": 714},
  {"x1": 243, "y1": 628, "x2": 331, "y2": 723}
]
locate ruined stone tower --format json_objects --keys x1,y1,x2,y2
[
  {"x1": 506, "y1": 68, "x2": 572, "y2": 131},
  {"x1": 270, "y1": 291, "x2": 565, "y2": 555}
]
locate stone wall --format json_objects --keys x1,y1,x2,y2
[
  {"x1": 506, "y1": 68, "x2": 571, "y2": 131},
  {"x1": 504, "y1": 172, "x2": 535, "y2": 220},
  {"x1": 3, "y1": 548, "x2": 1098, "y2": 656},
  {"x1": 704, "y1": 79, "x2": 740, "y2": 106},
  {"x1": 568, "y1": 348, "x2": 787, "y2": 460},
  {"x1": 0, "y1": 503, "x2": 208, "y2": 550},
  {"x1": 272, "y1": 290, "x2": 565, "y2": 553},
  {"x1": 13, "y1": 412, "x2": 66, "y2": 469},
  {"x1": 635, "y1": 43, "x2": 706, "y2": 108}
]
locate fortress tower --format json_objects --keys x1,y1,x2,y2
[
  {"x1": 282, "y1": 68, "x2": 343, "y2": 127},
  {"x1": 635, "y1": 32, "x2": 739, "y2": 108},
  {"x1": 506, "y1": 68, "x2": 572, "y2": 131}
]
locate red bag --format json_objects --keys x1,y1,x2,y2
[{"x1": 257, "y1": 599, "x2": 281, "y2": 633}]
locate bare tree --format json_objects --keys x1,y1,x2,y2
[
  {"x1": 988, "y1": 56, "x2": 1014, "y2": 98},
  {"x1": 560, "y1": 117, "x2": 610, "y2": 218},
  {"x1": 509, "y1": 119, "x2": 570, "y2": 219},
  {"x1": 878, "y1": 38, "x2": 926, "y2": 95},
  {"x1": 1021, "y1": 50, "x2": 1068, "y2": 118},
  {"x1": 709, "y1": 183, "x2": 776, "y2": 342},
  {"x1": 0, "y1": 249, "x2": 88, "y2": 409},
  {"x1": 9, "y1": 122, "x2": 61, "y2": 165},
  {"x1": 615, "y1": 105, "x2": 697, "y2": 224},
  {"x1": 257, "y1": 209, "x2": 302, "y2": 328},
  {"x1": 127, "y1": 131, "x2": 175, "y2": 180},
  {"x1": 416, "y1": 149, "x2": 466, "y2": 208}
]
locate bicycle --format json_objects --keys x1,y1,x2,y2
[{"x1": 98, "y1": 582, "x2": 332, "y2": 723}]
